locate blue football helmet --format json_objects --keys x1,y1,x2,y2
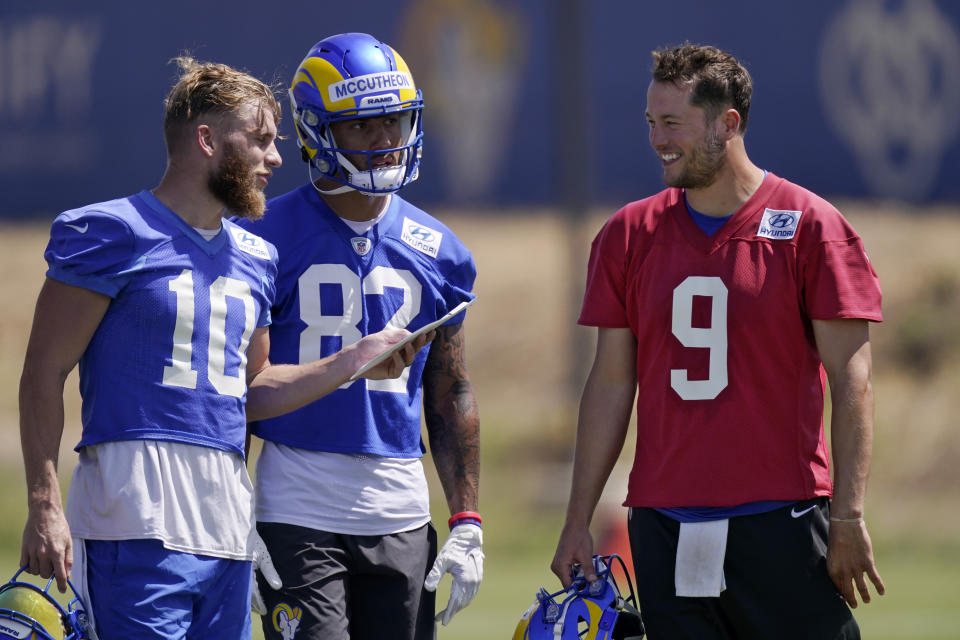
[
  {"x1": 513, "y1": 555, "x2": 644, "y2": 640},
  {"x1": 0, "y1": 568, "x2": 90, "y2": 640},
  {"x1": 289, "y1": 32, "x2": 424, "y2": 194}
]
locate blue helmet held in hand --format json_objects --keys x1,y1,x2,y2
[
  {"x1": 0, "y1": 568, "x2": 90, "y2": 640},
  {"x1": 513, "y1": 555, "x2": 645, "y2": 640}
]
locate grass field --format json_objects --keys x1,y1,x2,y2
[{"x1": 0, "y1": 204, "x2": 958, "y2": 638}]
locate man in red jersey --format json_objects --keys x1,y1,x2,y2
[{"x1": 551, "y1": 44, "x2": 885, "y2": 639}]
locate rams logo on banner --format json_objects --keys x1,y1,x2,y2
[{"x1": 819, "y1": 0, "x2": 960, "y2": 199}]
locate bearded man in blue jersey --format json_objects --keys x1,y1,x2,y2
[
  {"x1": 18, "y1": 56, "x2": 429, "y2": 640},
  {"x1": 234, "y1": 33, "x2": 482, "y2": 640}
]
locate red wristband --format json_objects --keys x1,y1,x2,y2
[{"x1": 448, "y1": 511, "x2": 482, "y2": 530}]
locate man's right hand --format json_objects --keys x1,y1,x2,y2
[
  {"x1": 21, "y1": 504, "x2": 73, "y2": 593},
  {"x1": 550, "y1": 524, "x2": 596, "y2": 588}
]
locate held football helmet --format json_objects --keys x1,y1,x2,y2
[
  {"x1": 289, "y1": 32, "x2": 424, "y2": 195},
  {"x1": 513, "y1": 555, "x2": 644, "y2": 640},
  {"x1": 0, "y1": 568, "x2": 90, "y2": 640}
]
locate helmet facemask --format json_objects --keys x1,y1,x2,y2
[
  {"x1": 301, "y1": 105, "x2": 422, "y2": 195},
  {"x1": 0, "y1": 569, "x2": 90, "y2": 640}
]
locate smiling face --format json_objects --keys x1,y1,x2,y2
[
  {"x1": 645, "y1": 80, "x2": 728, "y2": 190},
  {"x1": 208, "y1": 101, "x2": 282, "y2": 219}
]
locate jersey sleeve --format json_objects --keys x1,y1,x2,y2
[
  {"x1": 258, "y1": 253, "x2": 279, "y2": 328},
  {"x1": 437, "y1": 241, "x2": 477, "y2": 325},
  {"x1": 44, "y1": 209, "x2": 137, "y2": 298},
  {"x1": 579, "y1": 212, "x2": 630, "y2": 327},
  {"x1": 226, "y1": 219, "x2": 279, "y2": 329},
  {"x1": 800, "y1": 214, "x2": 883, "y2": 322}
]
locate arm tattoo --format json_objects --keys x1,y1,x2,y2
[{"x1": 423, "y1": 322, "x2": 480, "y2": 514}]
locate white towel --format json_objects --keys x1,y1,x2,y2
[{"x1": 675, "y1": 519, "x2": 729, "y2": 597}]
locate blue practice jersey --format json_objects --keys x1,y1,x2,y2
[
  {"x1": 235, "y1": 185, "x2": 476, "y2": 457},
  {"x1": 45, "y1": 190, "x2": 277, "y2": 456}
]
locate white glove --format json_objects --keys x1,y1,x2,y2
[
  {"x1": 251, "y1": 531, "x2": 283, "y2": 615},
  {"x1": 423, "y1": 523, "x2": 484, "y2": 626}
]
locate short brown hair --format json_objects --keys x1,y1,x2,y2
[
  {"x1": 162, "y1": 56, "x2": 281, "y2": 154},
  {"x1": 651, "y1": 44, "x2": 752, "y2": 133}
]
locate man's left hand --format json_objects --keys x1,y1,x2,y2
[
  {"x1": 826, "y1": 519, "x2": 885, "y2": 608},
  {"x1": 251, "y1": 531, "x2": 283, "y2": 615},
  {"x1": 424, "y1": 524, "x2": 484, "y2": 625}
]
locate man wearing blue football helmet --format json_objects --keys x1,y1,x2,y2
[
  {"x1": 289, "y1": 33, "x2": 424, "y2": 195},
  {"x1": 236, "y1": 33, "x2": 481, "y2": 640}
]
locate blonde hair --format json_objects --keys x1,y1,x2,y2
[{"x1": 162, "y1": 55, "x2": 281, "y2": 153}]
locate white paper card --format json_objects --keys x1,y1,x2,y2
[{"x1": 349, "y1": 298, "x2": 476, "y2": 381}]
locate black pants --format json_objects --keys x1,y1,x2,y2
[
  {"x1": 256, "y1": 521, "x2": 437, "y2": 640},
  {"x1": 627, "y1": 498, "x2": 860, "y2": 640}
]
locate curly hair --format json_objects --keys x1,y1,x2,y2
[
  {"x1": 651, "y1": 44, "x2": 752, "y2": 133},
  {"x1": 162, "y1": 56, "x2": 282, "y2": 153}
]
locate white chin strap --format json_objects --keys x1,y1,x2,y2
[
  {"x1": 306, "y1": 160, "x2": 356, "y2": 195},
  {"x1": 338, "y1": 151, "x2": 407, "y2": 192},
  {"x1": 307, "y1": 151, "x2": 406, "y2": 195}
]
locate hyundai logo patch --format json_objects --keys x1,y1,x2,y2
[
  {"x1": 400, "y1": 216, "x2": 443, "y2": 257},
  {"x1": 757, "y1": 208, "x2": 803, "y2": 239}
]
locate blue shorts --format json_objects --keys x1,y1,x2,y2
[{"x1": 84, "y1": 539, "x2": 252, "y2": 640}]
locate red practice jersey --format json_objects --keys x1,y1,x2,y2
[{"x1": 580, "y1": 174, "x2": 882, "y2": 507}]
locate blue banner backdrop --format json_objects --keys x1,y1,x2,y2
[{"x1": 1, "y1": 0, "x2": 958, "y2": 217}]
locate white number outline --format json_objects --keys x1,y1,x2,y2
[
  {"x1": 162, "y1": 268, "x2": 255, "y2": 398},
  {"x1": 298, "y1": 264, "x2": 423, "y2": 392},
  {"x1": 670, "y1": 276, "x2": 728, "y2": 400}
]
